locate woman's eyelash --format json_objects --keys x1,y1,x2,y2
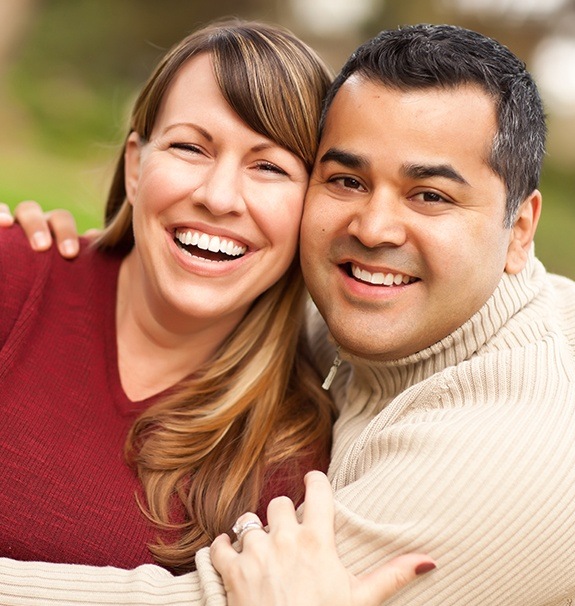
[
  {"x1": 256, "y1": 162, "x2": 287, "y2": 175},
  {"x1": 168, "y1": 146, "x2": 288, "y2": 176},
  {"x1": 170, "y1": 143, "x2": 201, "y2": 152}
]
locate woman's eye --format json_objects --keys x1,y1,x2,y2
[
  {"x1": 255, "y1": 161, "x2": 288, "y2": 176},
  {"x1": 170, "y1": 143, "x2": 202, "y2": 154}
]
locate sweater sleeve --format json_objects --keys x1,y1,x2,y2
[
  {"x1": 326, "y1": 367, "x2": 575, "y2": 605},
  {"x1": 0, "y1": 549, "x2": 226, "y2": 605}
]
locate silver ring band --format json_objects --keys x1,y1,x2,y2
[{"x1": 232, "y1": 519, "x2": 265, "y2": 547}]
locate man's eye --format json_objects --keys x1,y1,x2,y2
[
  {"x1": 330, "y1": 176, "x2": 364, "y2": 190},
  {"x1": 413, "y1": 191, "x2": 447, "y2": 203}
]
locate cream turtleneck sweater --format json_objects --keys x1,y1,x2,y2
[
  {"x1": 1, "y1": 251, "x2": 574, "y2": 605},
  {"x1": 308, "y1": 251, "x2": 575, "y2": 605}
]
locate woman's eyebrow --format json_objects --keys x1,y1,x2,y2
[{"x1": 162, "y1": 122, "x2": 213, "y2": 141}]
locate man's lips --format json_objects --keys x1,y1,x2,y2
[{"x1": 342, "y1": 262, "x2": 419, "y2": 286}]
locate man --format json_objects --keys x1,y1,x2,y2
[
  {"x1": 1, "y1": 23, "x2": 574, "y2": 606},
  {"x1": 295, "y1": 23, "x2": 575, "y2": 604}
]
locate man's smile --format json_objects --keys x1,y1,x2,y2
[{"x1": 348, "y1": 262, "x2": 418, "y2": 286}]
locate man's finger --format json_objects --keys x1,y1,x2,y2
[
  {"x1": 210, "y1": 533, "x2": 238, "y2": 573},
  {"x1": 0, "y1": 203, "x2": 15, "y2": 227},
  {"x1": 44, "y1": 210, "x2": 80, "y2": 258},
  {"x1": 13, "y1": 200, "x2": 53, "y2": 251}
]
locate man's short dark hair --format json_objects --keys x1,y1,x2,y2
[{"x1": 321, "y1": 24, "x2": 547, "y2": 226}]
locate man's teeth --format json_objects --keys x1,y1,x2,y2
[
  {"x1": 351, "y1": 264, "x2": 413, "y2": 286},
  {"x1": 175, "y1": 230, "x2": 247, "y2": 257}
]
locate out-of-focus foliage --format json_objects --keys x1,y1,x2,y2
[{"x1": 6, "y1": 0, "x2": 280, "y2": 158}]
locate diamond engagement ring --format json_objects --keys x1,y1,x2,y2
[{"x1": 232, "y1": 518, "x2": 265, "y2": 548}]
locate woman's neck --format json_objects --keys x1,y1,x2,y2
[{"x1": 115, "y1": 253, "x2": 243, "y2": 402}]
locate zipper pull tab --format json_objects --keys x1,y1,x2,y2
[{"x1": 322, "y1": 349, "x2": 342, "y2": 390}]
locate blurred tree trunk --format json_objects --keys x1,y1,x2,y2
[{"x1": 0, "y1": 0, "x2": 38, "y2": 78}]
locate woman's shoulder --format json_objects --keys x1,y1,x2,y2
[
  {"x1": 0, "y1": 225, "x2": 48, "y2": 293},
  {"x1": 0, "y1": 227, "x2": 121, "y2": 339},
  {"x1": 0, "y1": 226, "x2": 51, "y2": 349},
  {"x1": 0, "y1": 226, "x2": 113, "y2": 286},
  {"x1": 0, "y1": 223, "x2": 41, "y2": 259}
]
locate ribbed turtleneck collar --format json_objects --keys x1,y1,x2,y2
[{"x1": 336, "y1": 249, "x2": 546, "y2": 406}]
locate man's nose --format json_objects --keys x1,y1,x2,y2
[{"x1": 347, "y1": 191, "x2": 407, "y2": 248}]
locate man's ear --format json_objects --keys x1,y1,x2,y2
[
  {"x1": 505, "y1": 189, "x2": 542, "y2": 274},
  {"x1": 124, "y1": 132, "x2": 143, "y2": 206}
]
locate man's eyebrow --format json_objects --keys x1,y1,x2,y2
[
  {"x1": 402, "y1": 163, "x2": 469, "y2": 185},
  {"x1": 318, "y1": 148, "x2": 369, "y2": 170}
]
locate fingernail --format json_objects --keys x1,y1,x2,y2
[
  {"x1": 32, "y1": 232, "x2": 50, "y2": 250},
  {"x1": 415, "y1": 562, "x2": 437, "y2": 575},
  {"x1": 60, "y1": 239, "x2": 79, "y2": 257}
]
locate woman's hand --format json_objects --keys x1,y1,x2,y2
[
  {"x1": 0, "y1": 200, "x2": 82, "y2": 258},
  {"x1": 211, "y1": 471, "x2": 436, "y2": 606}
]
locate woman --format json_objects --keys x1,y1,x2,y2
[
  {"x1": 0, "y1": 19, "x2": 435, "y2": 604},
  {"x1": 0, "y1": 18, "x2": 333, "y2": 573}
]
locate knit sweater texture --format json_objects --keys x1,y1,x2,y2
[
  {"x1": 0, "y1": 245, "x2": 574, "y2": 605},
  {"x1": 0, "y1": 227, "x2": 160, "y2": 569},
  {"x1": 0, "y1": 227, "x2": 323, "y2": 581}
]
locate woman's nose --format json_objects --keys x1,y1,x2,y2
[{"x1": 192, "y1": 160, "x2": 246, "y2": 216}]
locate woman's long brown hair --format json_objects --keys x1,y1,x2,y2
[{"x1": 95, "y1": 20, "x2": 334, "y2": 572}]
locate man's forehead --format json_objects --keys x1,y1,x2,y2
[
  {"x1": 315, "y1": 79, "x2": 499, "y2": 192},
  {"x1": 326, "y1": 73, "x2": 380, "y2": 111},
  {"x1": 319, "y1": 78, "x2": 497, "y2": 147},
  {"x1": 319, "y1": 75, "x2": 397, "y2": 145}
]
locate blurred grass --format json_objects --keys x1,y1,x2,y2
[
  {"x1": 0, "y1": 69, "x2": 124, "y2": 233},
  {"x1": 0, "y1": 145, "x2": 107, "y2": 233},
  {"x1": 535, "y1": 166, "x2": 575, "y2": 279}
]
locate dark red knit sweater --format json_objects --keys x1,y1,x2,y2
[{"x1": 0, "y1": 226, "x2": 326, "y2": 570}]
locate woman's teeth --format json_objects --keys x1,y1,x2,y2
[{"x1": 175, "y1": 229, "x2": 247, "y2": 259}]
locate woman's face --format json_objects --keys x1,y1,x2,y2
[{"x1": 124, "y1": 53, "x2": 309, "y2": 328}]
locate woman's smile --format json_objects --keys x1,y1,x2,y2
[
  {"x1": 173, "y1": 228, "x2": 248, "y2": 262},
  {"x1": 124, "y1": 53, "x2": 308, "y2": 323}
]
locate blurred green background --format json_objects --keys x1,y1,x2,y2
[{"x1": 1, "y1": 0, "x2": 574, "y2": 277}]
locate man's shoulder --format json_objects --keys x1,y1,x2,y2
[
  {"x1": 546, "y1": 272, "x2": 575, "y2": 354},
  {"x1": 548, "y1": 271, "x2": 575, "y2": 295}
]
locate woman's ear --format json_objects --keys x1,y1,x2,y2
[
  {"x1": 505, "y1": 190, "x2": 542, "y2": 275},
  {"x1": 124, "y1": 132, "x2": 143, "y2": 206}
]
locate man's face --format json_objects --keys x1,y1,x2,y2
[{"x1": 301, "y1": 76, "x2": 523, "y2": 361}]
